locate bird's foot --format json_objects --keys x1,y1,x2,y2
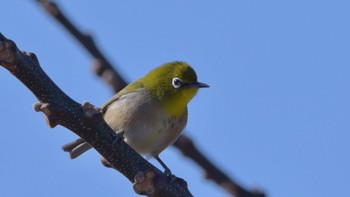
[
  {"x1": 164, "y1": 168, "x2": 172, "y2": 176},
  {"x1": 164, "y1": 169, "x2": 177, "y2": 183},
  {"x1": 113, "y1": 130, "x2": 125, "y2": 143}
]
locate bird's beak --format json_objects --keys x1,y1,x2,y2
[{"x1": 189, "y1": 81, "x2": 209, "y2": 88}]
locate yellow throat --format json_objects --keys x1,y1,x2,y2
[{"x1": 139, "y1": 62, "x2": 206, "y2": 117}]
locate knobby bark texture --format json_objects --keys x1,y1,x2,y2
[
  {"x1": 0, "y1": 33, "x2": 193, "y2": 197},
  {"x1": 35, "y1": 1, "x2": 267, "y2": 197}
]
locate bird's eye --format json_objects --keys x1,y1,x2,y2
[{"x1": 172, "y1": 77, "x2": 183, "y2": 89}]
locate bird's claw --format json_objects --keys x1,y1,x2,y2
[
  {"x1": 113, "y1": 130, "x2": 125, "y2": 143},
  {"x1": 164, "y1": 170, "x2": 177, "y2": 183}
]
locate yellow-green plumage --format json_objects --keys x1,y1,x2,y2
[{"x1": 62, "y1": 61, "x2": 208, "y2": 173}]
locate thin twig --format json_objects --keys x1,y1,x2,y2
[
  {"x1": 36, "y1": 0, "x2": 127, "y2": 93},
  {"x1": 36, "y1": 1, "x2": 266, "y2": 196},
  {"x1": 174, "y1": 135, "x2": 265, "y2": 197}
]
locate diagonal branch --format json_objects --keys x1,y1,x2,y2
[
  {"x1": 174, "y1": 136, "x2": 265, "y2": 197},
  {"x1": 36, "y1": 1, "x2": 266, "y2": 197},
  {"x1": 0, "y1": 33, "x2": 192, "y2": 197},
  {"x1": 36, "y1": 0, "x2": 127, "y2": 93}
]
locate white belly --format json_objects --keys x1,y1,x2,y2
[{"x1": 103, "y1": 89, "x2": 187, "y2": 156}]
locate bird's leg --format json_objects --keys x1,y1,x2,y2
[{"x1": 155, "y1": 155, "x2": 172, "y2": 175}]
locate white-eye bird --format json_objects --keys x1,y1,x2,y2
[{"x1": 62, "y1": 61, "x2": 208, "y2": 174}]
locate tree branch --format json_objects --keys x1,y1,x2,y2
[
  {"x1": 0, "y1": 33, "x2": 192, "y2": 197},
  {"x1": 36, "y1": 0, "x2": 127, "y2": 93},
  {"x1": 174, "y1": 136, "x2": 265, "y2": 197},
  {"x1": 35, "y1": 1, "x2": 267, "y2": 197}
]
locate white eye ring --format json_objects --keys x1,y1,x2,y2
[{"x1": 172, "y1": 77, "x2": 183, "y2": 89}]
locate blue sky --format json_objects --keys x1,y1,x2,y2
[{"x1": 1, "y1": 1, "x2": 350, "y2": 196}]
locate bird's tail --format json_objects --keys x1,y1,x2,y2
[{"x1": 62, "y1": 138, "x2": 92, "y2": 159}]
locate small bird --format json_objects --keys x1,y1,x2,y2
[{"x1": 62, "y1": 61, "x2": 208, "y2": 174}]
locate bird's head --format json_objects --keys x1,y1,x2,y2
[{"x1": 141, "y1": 61, "x2": 208, "y2": 116}]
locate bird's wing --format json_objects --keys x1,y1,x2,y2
[{"x1": 101, "y1": 81, "x2": 145, "y2": 112}]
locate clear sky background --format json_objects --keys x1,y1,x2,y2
[{"x1": 1, "y1": 1, "x2": 349, "y2": 197}]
